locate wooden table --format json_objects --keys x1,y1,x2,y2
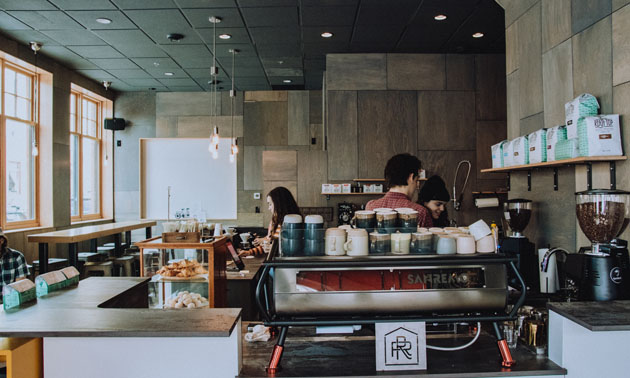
[{"x1": 27, "y1": 220, "x2": 156, "y2": 273}]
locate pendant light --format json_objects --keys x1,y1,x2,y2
[
  {"x1": 208, "y1": 16, "x2": 221, "y2": 157},
  {"x1": 30, "y1": 42, "x2": 42, "y2": 157},
  {"x1": 229, "y1": 48, "x2": 239, "y2": 163}
]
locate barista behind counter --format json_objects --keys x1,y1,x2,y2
[
  {"x1": 366, "y1": 153, "x2": 433, "y2": 228},
  {"x1": 418, "y1": 175, "x2": 451, "y2": 227}
]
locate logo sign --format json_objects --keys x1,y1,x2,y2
[
  {"x1": 375, "y1": 322, "x2": 426, "y2": 371},
  {"x1": 610, "y1": 267, "x2": 623, "y2": 284}
]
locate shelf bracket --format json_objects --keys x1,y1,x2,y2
[
  {"x1": 553, "y1": 167, "x2": 558, "y2": 191},
  {"x1": 586, "y1": 163, "x2": 592, "y2": 190},
  {"x1": 507, "y1": 172, "x2": 510, "y2": 191},
  {"x1": 325, "y1": 194, "x2": 330, "y2": 200},
  {"x1": 527, "y1": 170, "x2": 531, "y2": 191},
  {"x1": 610, "y1": 161, "x2": 617, "y2": 190}
]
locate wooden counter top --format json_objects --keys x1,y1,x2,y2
[
  {"x1": 27, "y1": 220, "x2": 156, "y2": 243},
  {"x1": 0, "y1": 277, "x2": 241, "y2": 338}
]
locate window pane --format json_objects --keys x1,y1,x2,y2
[
  {"x1": 88, "y1": 120, "x2": 97, "y2": 137},
  {"x1": 16, "y1": 73, "x2": 31, "y2": 98},
  {"x1": 88, "y1": 101, "x2": 96, "y2": 121},
  {"x1": 70, "y1": 94, "x2": 76, "y2": 115},
  {"x1": 70, "y1": 135, "x2": 80, "y2": 216},
  {"x1": 82, "y1": 137, "x2": 100, "y2": 215},
  {"x1": 16, "y1": 97, "x2": 31, "y2": 120},
  {"x1": 4, "y1": 93, "x2": 16, "y2": 117},
  {"x1": 70, "y1": 116, "x2": 76, "y2": 133},
  {"x1": 82, "y1": 116, "x2": 88, "y2": 135},
  {"x1": 5, "y1": 119, "x2": 36, "y2": 222},
  {"x1": 4, "y1": 68, "x2": 16, "y2": 94}
]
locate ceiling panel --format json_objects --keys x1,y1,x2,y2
[
  {"x1": 111, "y1": 0, "x2": 178, "y2": 9},
  {"x1": 262, "y1": 56, "x2": 302, "y2": 68},
  {"x1": 302, "y1": 0, "x2": 358, "y2": 6},
  {"x1": 213, "y1": 43, "x2": 256, "y2": 58},
  {"x1": 240, "y1": 7, "x2": 298, "y2": 27},
  {"x1": 355, "y1": 0, "x2": 420, "y2": 25},
  {"x1": 302, "y1": 26, "x2": 352, "y2": 43},
  {"x1": 122, "y1": 78, "x2": 163, "y2": 87},
  {"x1": 303, "y1": 42, "x2": 349, "y2": 56},
  {"x1": 185, "y1": 68, "x2": 229, "y2": 79},
  {"x1": 68, "y1": 45, "x2": 125, "y2": 59},
  {"x1": 4, "y1": 30, "x2": 61, "y2": 46},
  {"x1": 196, "y1": 27, "x2": 251, "y2": 45},
  {"x1": 158, "y1": 77, "x2": 198, "y2": 86},
  {"x1": 0, "y1": 11, "x2": 31, "y2": 29},
  {"x1": 0, "y1": 0, "x2": 56, "y2": 11},
  {"x1": 41, "y1": 46, "x2": 100, "y2": 69},
  {"x1": 67, "y1": 10, "x2": 137, "y2": 29},
  {"x1": 177, "y1": 0, "x2": 237, "y2": 7},
  {"x1": 41, "y1": 30, "x2": 107, "y2": 46},
  {"x1": 125, "y1": 9, "x2": 191, "y2": 30},
  {"x1": 172, "y1": 55, "x2": 218, "y2": 69},
  {"x1": 237, "y1": 0, "x2": 297, "y2": 7},
  {"x1": 255, "y1": 43, "x2": 300, "y2": 58},
  {"x1": 444, "y1": 0, "x2": 504, "y2": 53},
  {"x1": 143, "y1": 28, "x2": 205, "y2": 45},
  {"x1": 248, "y1": 26, "x2": 299, "y2": 45},
  {"x1": 132, "y1": 57, "x2": 180, "y2": 70},
  {"x1": 160, "y1": 44, "x2": 212, "y2": 57},
  {"x1": 145, "y1": 67, "x2": 190, "y2": 78},
  {"x1": 266, "y1": 67, "x2": 302, "y2": 76},
  {"x1": 301, "y1": 6, "x2": 357, "y2": 26},
  {"x1": 114, "y1": 44, "x2": 168, "y2": 58},
  {"x1": 269, "y1": 76, "x2": 303, "y2": 85},
  {"x1": 8, "y1": 11, "x2": 84, "y2": 30},
  {"x1": 106, "y1": 69, "x2": 152, "y2": 79},
  {"x1": 351, "y1": 24, "x2": 404, "y2": 45},
  {"x1": 93, "y1": 29, "x2": 155, "y2": 46},
  {"x1": 90, "y1": 58, "x2": 140, "y2": 69},
  {"x1": 181, "y1": 8, "x2": 245, "y2": 28},
  {"x1": 49, "y1": 0, "x2": 116, "y2": 10},
  {"x1": 76, "y1": 69, "x2": 116, "y2": 80}
]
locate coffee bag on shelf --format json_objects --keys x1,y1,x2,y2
[
  {"x1": 528, "y1": 129, "x2": 547, "y2": 164},
  {"x1": 565, "y1": 93, "x2": 599, "y2": 139},
  {"x1": 503, "y1": 139, "x2": 515, "y2": 167},
  {"x1": 491, "y1": 140, "x2": 507, "y2": 168},
  {"x1": 578, "y1": 114, "x2": 622, "y2": 157},
  {"x1": 546, "y1": 125, "x2": 567, "y2": 162},
  {"x1": 512, "y1": 136, "x2": 529, "y2": 166},
  {"x1": 555, "y1": 138, "x2": 579, "y2": 160}
]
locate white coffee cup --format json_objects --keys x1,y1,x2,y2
[
  {"x1": 390, "y1": 232, "x2": 411, "y2": 254},
  {"x1": 344, "y1": 229, "x2": 369, "y2": 256},
  {"x1": 469, "y1": 220, "x2": 492, "y2": 241},
  {"x1": 476, "y1": 234, "x2": 496, "y2": 253},
  {"x1": 213, "y1": 223, "x2": 222, "y2": 236},
  {"x1": 325, "y1": 228, "x2": 346, "y2": 256},
  {"x1": 456, "y1": 235, "x2": 476, "y2": 254},
  {"x1": 436, "y1": 235, "x2": 457, "y2": 254}
]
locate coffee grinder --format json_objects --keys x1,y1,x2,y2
[
  {"x1": 500, "y1": 199, "x2": 538, "y2": 293},
  {"x1": 565, "y1": 190, "x2": 630, "y2": 301}
]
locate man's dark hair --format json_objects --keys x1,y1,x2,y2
[{"x1": 384, "y1": 153, "x2": 421, "y2": 188}]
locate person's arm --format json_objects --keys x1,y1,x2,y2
[{"x1": 15, "y1": 253, "x2": 29, "y2": 280}]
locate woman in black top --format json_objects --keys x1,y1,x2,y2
[{"x1": 417, "y1": 175, "x2": 451, "y2": 227}]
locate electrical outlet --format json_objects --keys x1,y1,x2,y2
[
  {"x1": 253, "y1": 192, "x2": 261, "y2": 199},
  {"x1": 117, "y1": 140, "x2": 122, "y2": 147}
]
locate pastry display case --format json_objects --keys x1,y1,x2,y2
[{"x1": 135, "y1": 236, "x2": 228, "y2": 309}]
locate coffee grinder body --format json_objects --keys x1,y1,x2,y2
[{"x1": 500, "y1": 236, "x2": 539, "y2": 293}]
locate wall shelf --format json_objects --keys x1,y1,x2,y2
[
  {"x1": 480, "y1": 155, "x2": 626, "y2": 192},
  {"x1": 352, "y1": 178, "x2": 428, "y2": 182},
  {"x1": 321, "y1": 192, "x2": 383, "y2": 200}
]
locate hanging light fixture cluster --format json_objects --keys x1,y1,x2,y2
[{"x1": 229, "y1": 48, "x2": 239, "y2": 163}]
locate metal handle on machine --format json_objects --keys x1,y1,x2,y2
[
  {"x1": 508, "y1": 260, "x2": 527, "y2": 318},
  {"x1": 255, "y1": 264, "x2": 273, "y2": 323}
]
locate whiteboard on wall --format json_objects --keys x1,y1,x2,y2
[{"x1": 140, "y1": 138, "x2": 237, "y2": 220}]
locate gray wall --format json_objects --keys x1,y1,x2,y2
[{"x1": 498, "y1": 0, "x2": 630, "y2": 250}]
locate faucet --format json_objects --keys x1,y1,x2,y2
[
  {"x1": 452, "y1": 160, "x2": 471, "y2": 211},
  {"x1": 540, "y1": 247, "x2": 570, "y2": 272}
]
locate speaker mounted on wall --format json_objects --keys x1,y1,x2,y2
[{"x1": 104, "y1": 118, "x2": 126, "y2": 130}]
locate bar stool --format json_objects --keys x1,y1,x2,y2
[
  {"x1": 113, "y1": 256, "x2": 134, "y2": 276},
  {"x1": 97, "y1": 246, "x2": 115, "y2": 258},
  {"x1": 78, "y1": 252, "x2": 101, "y2": 262},
  {"x1": 83, "y1": 261, "x2": 113, "y2": 277}
]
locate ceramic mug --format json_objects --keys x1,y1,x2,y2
[
  {"x1": 369, "y1": 232, "x2": 390, "y2": 254},
  {"x1": 305, "y1": 215, "x2": 324, "y2": 229},
  {"x1": 411, "y1": 232, "x2": 432, "y2": 254},
  {"x1": 352, "y1": 210, "x2": 376, "y2": 231},
  {"x1": 431, "y1": 232, "x2": 447, "y2": 250},
  {"x1": 282, "y1": 214, "x2": 304, "y2": 239},
  {"x1": 376, "y1": 211, "x2": 397, "y2": 233},
  {"x1": 325, "y1": 228, "x2": 346, "y2": 256},
  {"x1": 469, "y1": 220, "x2": 492, "y2": 241},
  {"x1": 397, "y1": 209, "x2": 419, "y2": 230},
  {"x1": 476, "y1": 234, "x2": 496, "y2": 253},
  {"x1": 436, "y1": 235, "x2": 457, "y2": 255},
  {"x1": 390, "y1": 232, "x2": 411, "y2": 254},
  {"x1": 281, "y1": 237, "x2": 303, "y2": 257},
  {"x1": 344, "y1": 229, "x2": 369, "y2": 256},
  {"x1": 304, "y1": 239, "x2": 325, "y2": 256},
  {"x1": 456, "y1": 235, "x2": 476, "y2": 254}
]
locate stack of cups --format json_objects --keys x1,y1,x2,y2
[
  {"x1": 469, "y1": 220, "x2": 495, "y2": 253},
  {"x1": 304, "y1": 215, "x2": 324, "y2": 256},
  {"x1": 281, "y1": 214, "x2": 303, "y2": 257}
]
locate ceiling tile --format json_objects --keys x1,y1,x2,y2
[
  {"x1": 237, "y1": 0, "x2": 296, "y2": 6},
  {"x1": 67, "y1": 11, "x2": 137, "y2": 29},
  {"x1": 178, "y1": 0, "x2": 237, "y2": 7},
  {"x1": 301, "y1": 6, "x2": 357, "y2": 26},
  {"x1": 123, "y1": 78, "x2": 163, "y2": 87},
  {"x1": 68, "y1": 45, "x2": 125, "y2": 59},
  {"x1": 0, "y1": 11, "x2": 31, "y2": 29},
  {"x1": 41, "y1": 30, "x2": 107, "y2": 45},
  {"x1": 269, "y1": 76, "x2": 303, "y2": 85},
  {"x1": 8, "y1": 11, "x2": 84, "y2": 30},
  {"x1": 301, "y1": 0, "x2": 358, "y2": 6},
  {"x1": 93, "y1": 29, "x2": 154, "y2": 46},
  {"x1": 185, "y1": 68, "x2": 229, "y2": 79},
  {"x1": 0, "y1": 0, "x2": 56, "y2": 11},
  {"x1": 196, "y1": 27, "x2": 251, "y2": 44},
  {"x1": 90, "y1": 58, "x2": 140, "y2": 69},
  {"x1": 303, "y1": 42, "x2": 349, "y2": 56},
  {"x1": 261, "y1": 56, "x2": 302, "y2": 68},
  {"x1": 158, "y1": 77, "x2": 198, "y2": 86},
  {"x1": 145, "y1": 67, "x2": 189, "y2": 78},
  {"x1": 443, "y1": 0, "x2": 504, "y2": 54},
  {"x1": 164, "y1": 85, "x2": 201, "y2": 91},
  {"x1": 49, "y1": 0, "x2": 116, "y2": 10},
  {"x1": 180, "y1": 7, "x2": 245, "y2": 28},
  {"x1": 76, "y1": 69, "x2": 116, "y2": 80},
  {"x1": 160, "y1": 44, "x2": 212, "y2": 58},
  {"x1": 42, "y1": 46, "x2": 100, "y2": 69},
  {"x1": 303, "y1": 58, "x2": 324, "y2": 70},
  {"x1": 240, "y1": 7, "x2": 298, "y2": 27},
  {"x1": 3, "y1": 30, "x2": 61, "y2": 46},
  {"x1": 248, "y1": 26, "x2": 299, "y2": 45},
  {"x1": 111, "y1": 0, "x2": 177, "y2": 9},
  {"x1": 171, "y1": 55, "x2": 217, "y2": 69},
  {"x1": 144, "y1": 28, "x2": 204, "y2": 45},
  {"x1": 107, "y1": 69, "x2": 152, "y2": 78},
  {"x1": 355, "y1": 0, "x2": 420, "y2": 25},
  {"x1": 265, "y1": 67, "x2": 303, "y2": 76},
  {"x1": 213, "y1": 43, "x2": 256, "y2": 58},
  {"x1": 302, "y1": 26, "x2": 352, "y2": 43},
  {"x1": 114, "y1": 44, "x2": 168, "y2": 58},
  {"x1": 235, "y1": 77, "x2": 269, "y2": 86},
  {"x1": 351, "y1": 23, "x2": 404, "y2": 45},
  {"x1": 131, "y1": 57, "x2": 180, "y2": 70},
  {"x1": 256, "y1": 43, "x2": 301, "y2": 58},
  {"x1": 125, "y1": 9, "x2": 191, "y2": 30}
]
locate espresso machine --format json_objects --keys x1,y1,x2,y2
[
  {"x1": 500, "y1": 199, "x2": 539, "y2": 293},
  {"x1": 565, "y1": 189, "x2": 630, "y2": 301}
]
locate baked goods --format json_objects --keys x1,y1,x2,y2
[
  {"x1": 156, "y1": 259, "x2": 207, "y2": 278},
  {"x1": 164, "y1": 291, "x2": 209, "y2": 309}
]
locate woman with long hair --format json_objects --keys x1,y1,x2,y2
[{"x1": 417, "y1": 175, "x2": 451, "y2": 227}]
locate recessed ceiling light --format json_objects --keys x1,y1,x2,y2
[
  {"x1": 96, "y1": 18, "x2": 112, "y2": 24},
  {"x1": 321, "y1": 32, "x2": 333, "y2": 38},
  {"x1": 219, "y1": 34, "x2": 232, "y2": 40},
  {"x1": 164, "y1": 72, "x2": 174, "y2": 76},
  {"x1": 283, "y1": 79, "x2": 292, "y2": 83},
  {"x1": 434, "y1": 14, "x2": 447, "y2": 21},
  {"x1": 472, "y1": 32, "x2": 484, "y2": 38},
  {"x1": 153, "y1": 62, "x2": 160, "y2": 67}
]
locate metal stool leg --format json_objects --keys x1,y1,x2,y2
[
  {"x1": 493, "y1": 322, "x2": 515, "y2": 368},
  {"x1": 266, "y1": 326, "x2": 288, "y2": 374}
]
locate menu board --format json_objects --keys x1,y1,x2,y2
[{"x1": 140, "y1": 138, "x2": 237, "y2": 220}]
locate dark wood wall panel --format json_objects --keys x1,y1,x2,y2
[
  {"x1": 288, "y1": 91, "x2": 310, "y2": 145},
  {"x1": 297, "y1": 150, "x2": 328, "y2": 207},
  {"x1": 327, "y1": 91, "x2": 358, "y2": 180},
  {"x1": 476, "y1": 121, "x2": 508, "y2": 180},
  {"x1": 357, "y1": 91, "x2": 418, "y2": 179},
  {"x1": 446, "y1": 54, "x2": 475, "y2": 91},
  {"x1": 475, "y1": 54, "x2": 507, "y2": 121},
  {"x1": 418, "y1": 91, "x2": 476, "y2": 151},
  {"x1": 243, "y1": 101, "x2": 288, "y2": 146}
]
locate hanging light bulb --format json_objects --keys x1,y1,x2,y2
[
  {"x1": 211, "y1": 142, "x2": 219, "y2": 159},
  {"x1": 211, "y1": 126, "x2": 220, "y2": 146},
  {"x1": 32, "y1": 141, "x2": 39, "y2": 157},
  {"x1": 229, "y1": 48, "x2": 239, "y2": 160},
  {"x1": 208, "y1": 16, "x2": 221, "y2": 154},
  {"x1": 104, "y1": 154, "x2": 109, "y2": 166},
  {"x1": 229, "y1": 138, "x2": 238, "y2": 163}
]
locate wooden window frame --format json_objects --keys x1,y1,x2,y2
[
  {"x1": 0, "y1": 60, "x2": 40, "y2": 230},
  {"x1": 70, "y1": 90, "x2": 103, "y2": 222}
]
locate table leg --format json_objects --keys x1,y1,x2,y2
[
  {"x1": 114, "y1": 234, "x2": 122, "y2": 257},
  {"x1": 125, "y1": 231, "x2": 132, "y2": 248},
  {"x1": 90, "y1": 238, "x2": 97, "y2": 252},
  {"x1": 38, "y1": 243, "x2": 49, "y2": 273},
  {"x1": 146, "y1": 226, "x2": 152, "y2": 239},
  {"x1": 68, "y1": 243, "x2": 79, "y2": 268}
]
